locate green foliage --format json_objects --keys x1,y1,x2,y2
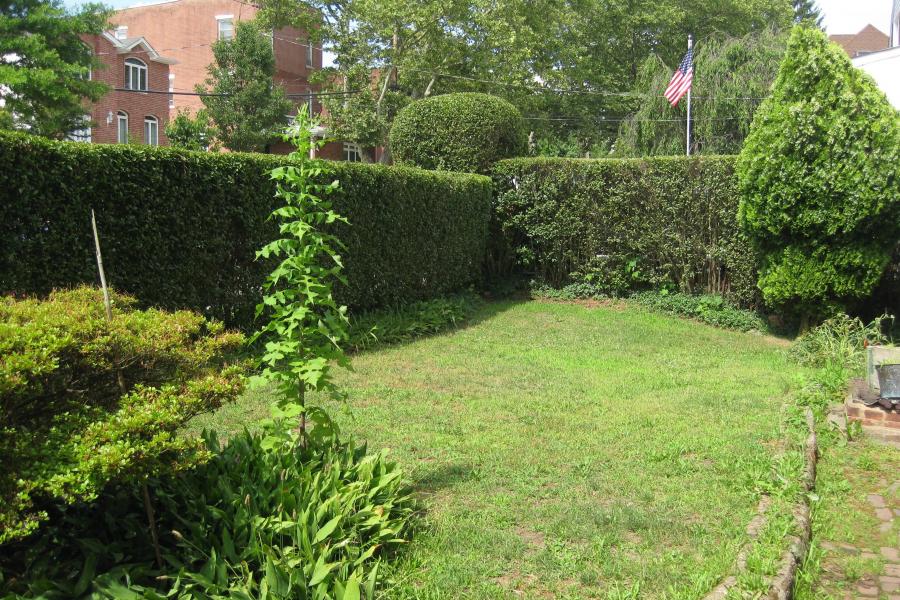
[
  {"x1": 390, "y1": 93, "x2": 526, "y2": 173},
  {"x1": 0, "y1": 0, "x2": 110, "y2": 138},
  {"x1": 0, "y1": 287, "x2": 246, "y2": 544},
  {"x1": 492, "y1": 155, "x2": 761, "y2": 307},
  {"x1": 198, "y1": 20, "x2": 292, "y2": 152},
  {"x1": 737, "y1": 27, "x2": 900, "y2": 318},
  {"x1": 164, "y1": 109, "x2": 218, "y2": 151},
  {"x1": 631, "y1": 291, "x2": 769, "y2": 332},
  {"x1": 615, "y1": 28, "x2": 788, "y2": 156},
  {"x1": 252, "y1": 108, "x2": 350, "y2": 438},
  {"x1": 792, "y1": 313, "x2": 891, "y2": 370},
  {"x1": 347, "y1": 292, "x2": 480, "y2": 352},
  {"x1": 0, "y1": 130, "x2": 491, "y2": 329},
  {"x1": 792, "y1": 0, "x2": 822, "y2": 26},
  {"x1": 0, "y1": 429, "x2": 413, "y2": 598}
]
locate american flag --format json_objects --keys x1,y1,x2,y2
[{"x1": 664, "y1": 48, "x2": 694, "y2": 107}]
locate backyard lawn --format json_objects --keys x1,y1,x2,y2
[{"x1": 190, "y1": 299, "x2": 803, "y2": 599}]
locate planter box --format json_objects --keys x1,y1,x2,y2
[{"x1": 866, "y1": 345, "x2": 900, "y2": 392}]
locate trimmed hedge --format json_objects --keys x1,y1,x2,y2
[
  {"x1": 0, "y1": 132, "x2": 492, "y2": 328},
  {"x1": 389, "y1": 93, "x2": 526, "y2": 173},
  {"x1": 492, "y1": 155, "x2": 761, "y2": 307}
]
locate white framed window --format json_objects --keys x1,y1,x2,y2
[
  {"x1": 343, "y1": 142, "x2": 361, "y2": 162},
  {"x1": 144, "y1": 115, "x2": 159, "y2": 146},
  {"x1": 168, "y1": 73, "x2": 175, "y2": 108},
  {"x1": 68, "y1": 114, "x2": 92, "y2": 143},
  {"x1": 124, "y1": 58, "x2": 148, "y2": 91},
  {"x1": 217, "y1": 16, "x2": 234, "y2": 41},
  {"x1": 306, "y1": 40, "x2": 313, "y2": 67},
  {"x1": 115, "y1": 25, "x2": 128, "y2": 40},
  {"x1": 117, "y1": 111, "x2": 129, "y2": 144}
]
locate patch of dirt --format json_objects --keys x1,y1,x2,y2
[{"x1": 515, "y1": 525, "x2": 546, "y2": 550}]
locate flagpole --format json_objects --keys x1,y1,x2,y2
[{"x1": 686, "y1": 34, "x2": 693, "y2": 156}]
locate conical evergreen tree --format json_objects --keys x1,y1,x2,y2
[
  {"x1": 792, "y1": 0, "x2": 823, "y2": 27},
  {"x1": 737, "y1": 26, "x2": 900, "y2": 321}
]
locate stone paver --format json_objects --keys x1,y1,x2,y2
[{"x1": 821, "y1": 480, "x2": 899, "y2": 598}]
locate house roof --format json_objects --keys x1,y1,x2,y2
[
  {"x1": 101, "y1": 31, "x2": 178, "y2": 64},
  {"x1": 829, "y1": 24, "x2": 890, "y2": 58}
]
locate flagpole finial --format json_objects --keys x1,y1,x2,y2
[{"x1": 688, "y1": 33, "x2": 693, "y2": 49}]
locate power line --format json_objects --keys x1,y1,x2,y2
[{"x1": 113, "y1": 86, "x2": 362, "y2": 98}]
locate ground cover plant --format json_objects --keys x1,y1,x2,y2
[{"x1": 194, "y1": 299, "x2": 807, "y2": 598}]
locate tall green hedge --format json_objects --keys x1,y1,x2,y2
[
  {"x1": 492, "y1": 155, "x2": 761, "y2": 307},
  {"x1": 0, "y1": 132, "x2": 491, "y2": 328},
  {"x1": 389, "y1": 93, "x2": 526, "y2": 173}
]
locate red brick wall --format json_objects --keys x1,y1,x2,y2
[
  {"x1": 113, "y1": 0, "x2": 321, "y2": 119},
  {"x1": 84, "y1": 34, "x2": 171, "y2": 145}
]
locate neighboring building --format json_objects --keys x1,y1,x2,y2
[
  {"x1": 79, "y1": 32, "x2": 176, "y2": 145},
  {"x1": 853, "y1": 46, "x2": 900, "y2": 109},
  {"x1": 829, "y1": 24, "x2": 890, "y2": 58},
  {"x1": 893, "y1": 0, "x2": 900, "y2": 47},
  {"x1": 111, "y1": 0, "x2": 322, "y2": 121}
]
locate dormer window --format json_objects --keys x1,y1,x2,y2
[
  {"x1": 124, "y1": 58, "x2": 148, "y2": 91},
  {"x1": 216, "y1": 16, "x2": 234, "y2": 40},
  {"x1": 115, "y1": 25, "x2": 128, "y2": 40}
]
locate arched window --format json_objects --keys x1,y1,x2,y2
[
  {"x1": 144, "y1": 116, "x2": 159, "y2": 146},
  {"x1": 117, "y1": 111, "x2": 129, "y2": 144},
  {"x1": 124, "y1": 58, "x2": 148, "y2": 91}
]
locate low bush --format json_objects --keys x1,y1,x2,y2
[
  {"x1": 348, "y1": 292, "x2": 481, "y2": 352},
  {"x1": 389, "y1": 93, "x2": 526, "y2": 173},
  {"x1": 492, "y1": 155, "x2": 761, "y2": 308},
  {"x1": 0, "y1": 131, "x2": 492, "y2": 329},
  {"x1": 631, "y1": 291, "x2": 768, "y2": 332},
  {"x1": 791, "y1": 313, "x2": 891, "y2": 370},
  {"x1": 0, "y1": 287, "x2": 246, "y2": 544},
  {"x1": 0, "y1": 430, "x2": 413, "y2": 599}
]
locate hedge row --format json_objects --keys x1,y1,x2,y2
[
  {"x1": 0, "y1": 132, "x2": 492, "y2": 328},
  {"x1": 492, "y1": 155, "x2": 761, "y2": 307}
]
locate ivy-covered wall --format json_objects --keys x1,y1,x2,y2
[{"x1": 0, "y1": 132, "x2": 492, "y2": 328}]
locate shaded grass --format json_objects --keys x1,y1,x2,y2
[{"x1": 189, "y1": 299, "x2": 804, "y2": 599}]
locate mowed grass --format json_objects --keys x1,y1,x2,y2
[{"x1": 190, "y1": 300, "x2": 801, "y2": 599}]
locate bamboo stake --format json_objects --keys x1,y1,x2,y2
[{"x1": 91, "y1": 209, "x2": 162, "y2": 568}]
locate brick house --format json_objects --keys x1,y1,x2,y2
[
  {"x1": 111, "y1": 0, "x2": 350, "y2": 156},
  {"x1": 78, "y1": 32, "x2": 176, "y2": 145},
  {"x1": 829, "y1": 24, "x2": 890, "y2": 58}
]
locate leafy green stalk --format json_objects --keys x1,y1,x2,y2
[{"x1": 252, "y1": 106, "x2": 350, "y2": 444}]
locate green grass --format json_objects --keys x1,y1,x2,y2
[{"x1": 190, "y1": 299, "x2": 803, "y2": 599}]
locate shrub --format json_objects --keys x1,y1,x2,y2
[
  {"x1": 347, "y1": 292, "x2": 481, "y2": 352},
  {"x1": 492, "y1": 155, "x2": 761, "y2": 307},
  {"x1": 389, "y1": 93, "x2": 526, "y2": 173},
  {"x1": 0, "y1": 131, "x2": 492, "y2": 329},
  {"x1": 0, "y1": 430, "x2": 413, "y2": 598},
  {"x1": 0, "y1": 287, "x2": 246, "y2": 544},
  {"x1": 737, "y1": 27, "x2": 900, "y2": 321},
  {"x1": 631, "y1": 291, "x2": 769, "y2": 333},
  {"x1": 791, "y1": 313, "x2": 891, "y2": 370}
]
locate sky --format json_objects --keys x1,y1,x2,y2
[
  {"x1": 66, "y1": 0, "x2": 896, "y2": 37},
  {"x1": 818, "y1": 0, "x2": 894, "y2": 35}
]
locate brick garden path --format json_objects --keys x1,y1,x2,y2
[{"x1": 821, "y1": 480, "x2": 900, "y2": 598}]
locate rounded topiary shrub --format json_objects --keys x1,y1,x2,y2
[{"x1": 389, "y1": 93, "x2": 526, "y2": 173}]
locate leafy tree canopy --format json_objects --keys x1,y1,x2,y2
[
  {"x1": 615, "y1": 28, "x2": 787, "y2": 156},
  {"x1": 198, "y1": 20, "x2": 292, "y2": 152},
  {"x1": 164, "y1": 108, "x2": 218, "y2": 151},
  {"x1": 0, "y1": 0, "x2": 110, "y2": 138},
  {"x1": 737, "y1": 26, "x2": 900, "y2": 319}
]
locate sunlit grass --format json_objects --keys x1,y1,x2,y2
[{"x1": 190, "y1": 299, "x2": 804, "y2": 599}]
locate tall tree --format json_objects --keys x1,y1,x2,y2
[
  {"x1": 737, "y1": 27, "x2": 900, "y2": 324},
  {"x1": 792, "y1": 0, "x2": 823, "y2": 27},
  {"x1": 615, "y1": 28, "x2": 787, "y2": 156},
  {"x1": 198, "y1": 20, "x2": 291, "y2": 152},
  {"x1": 0, "y1": 0, "x2": 110, "y2": 138}
]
